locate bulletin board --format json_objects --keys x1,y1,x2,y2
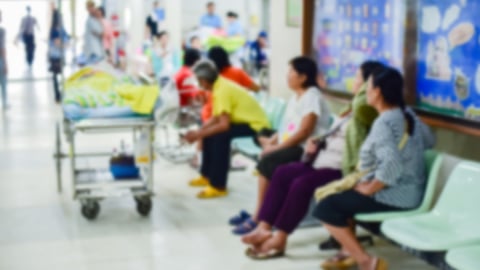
[
  {"x1": 416, "y1": 0, "x2": 480, "y2": 123},
  {"x1": 306, "y1": 0, "x2": 480, "y2": 134},
  {"x1": 311, "y1": 0, "x2": 406, "y2": 93}
]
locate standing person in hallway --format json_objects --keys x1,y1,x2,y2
[
  {"x1": 0, "y1": 9, "x2": 8, "y2": 110},
  {"x1": 145, "y1": 1, "x2": 165, "y2": 39},
  {"x1": 225, "y1": 12, "x2": 244, "y2": 37},
  {"x1": 83, "y1": 1, "x2": 104, "y2": 64},
  {"x1": 97, "y1": 7, "x2": 114, "y2": 62},
  {"x1": 149, "y1": 31, "x2": 181, "y2": 86},
  {"x1": 200, "y1": 2, "x2": 222, "y2": 29},
  {"x1": 18, "y1": 6, "x2": 39, "y2": 68},
  {"x1": 48, "y1": 35, "x2": 63, "y2": 103}
]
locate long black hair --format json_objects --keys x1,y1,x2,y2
[
  {"x1": 207, "y1": 46, "x2": 231, "y2": 72},
  {"x1": 370, "y1": 67, "x2": 415, "y2": 135},
  {"x1": 289, "y1": 56, "x2": 318, "y2": 89}
]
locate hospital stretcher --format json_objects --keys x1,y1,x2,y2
[
  {"x1": 53, "y1": 73, "x2": 201, "y2": 220},
  {"x1": 54, "y1": 116, "x2": 155, "y2": 220}
]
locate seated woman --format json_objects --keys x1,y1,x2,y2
[
  {"x1": 314, "y1": 67, "x2": 434, "y2": 270},
  {"x1": 231, "y1": 56, "x2": 331, "y2": 235},
  {"x1": 238, "y1": 61, "x2": 383, "y2": 257},
  {"x1": 183, "y1": 60, "x2": 270, "y2": 199}
]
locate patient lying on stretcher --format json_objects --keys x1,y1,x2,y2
[{"x1": 62, "y1": 63, "x2": 178, "y2": 121}]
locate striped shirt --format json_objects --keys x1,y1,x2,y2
[{"x1": 359, "y1": 108, "x2": 435, "y2": 209}]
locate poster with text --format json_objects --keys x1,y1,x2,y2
[{"x1": 417, "y1": 0, "x2": 480, "y2": 122}]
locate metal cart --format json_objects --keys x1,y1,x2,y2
[{"x1": 54, "y1": 117, "x2": 155, "y2": 220}]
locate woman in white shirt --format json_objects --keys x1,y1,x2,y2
[{"x1": 230, "y1": 56, "x2": 331, "y2": 235}]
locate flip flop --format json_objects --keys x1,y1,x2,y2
[
  {"x1": 245, "y1": 247, "x2": 285, "y2": 260},
  {"x1": 373, "y1": 257, "x2": 388, "y2": 270},
  {"x1": 229, "y1": 210, "x2": 251, "y2": 226},
  {"x1": 232, "y1": 218, "x2": 258, "y2": 235},
  {"x1": 321, "y1": 251, "x2": 356, "y2": 270},
  {"x1": 196, "y1": 186, "x2": 228, "y2": 199}
]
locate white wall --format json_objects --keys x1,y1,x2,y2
[{"x1": 268, "y1": 0, "x2": 302, "y2": 98}]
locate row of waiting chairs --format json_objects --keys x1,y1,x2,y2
[
  {"x1": 232, "y1": 92, "x2": 480, "y2": 270},
  {"x1": 380, "y1": 157, "x2": 480, "y2": 270}
]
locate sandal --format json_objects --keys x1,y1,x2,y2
[
  {"x1": 245, "y1": 247, "x2": 285, "y2": 260},
  {"x1": 229, "y1": 210, "x2": 251, "y2": 226},
  {"x1": 196, "y1": 186, "x2": 228, "y2": 199},
  {"x1": 321, "y1": 251, "x2": 356, "y2": 270},
  {"x1": 232, "y1": 217, "x2": 257, "y2": 235},
  {"x1": 372, "y1": 257, "x2": 388, "y2": 270},
  {"x1": 189, "y1": 176, "x2": 209, "y2": 187}
]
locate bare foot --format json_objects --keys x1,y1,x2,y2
[{"x1": 241, "y1": 227, "x2": 272, "y2": 246}]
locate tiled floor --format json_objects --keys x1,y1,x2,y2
[{"x1": 0, "y1": 80, "x2": 436, "y2": 270}]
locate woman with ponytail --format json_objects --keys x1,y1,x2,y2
[{"x1": 314, "y1": 67, "x2": 434, "y2": 270}]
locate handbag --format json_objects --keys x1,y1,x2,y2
[
  {"x1": 314, "y1": 125, "x2": 410, "y2": 202},
  {"x1": 302, "y1": 116, "x2": 351, "y2": 165}
]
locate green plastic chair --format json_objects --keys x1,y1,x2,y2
[
  {"x1": 264, "y1": 97, "x2": 286, "y2": 130},
  {"x1": 231, "y1": 137, "x2": 262, "y2": 160},
  {"x1": 355, "y1": 150, "x2": 443, "y2": 222},
  {"x1": 446, "y1": 245, "x2": 480, "y2": 270},
  {"x1": 381, "y1": 160, "x2": 480, "y2": 251}
]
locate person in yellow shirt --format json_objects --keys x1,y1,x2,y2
[{"x1": 184, "y1": 60, "x2": 270, "y2": 199}]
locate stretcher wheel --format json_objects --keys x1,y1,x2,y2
[
  {"x1": 81, "y1": 201, "x2": 100, "y2": 220},
  {"x1": 135, "y1": 197, "x2": 152, "y2": 217}
]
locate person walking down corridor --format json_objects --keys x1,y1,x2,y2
[
  {"x1": 18, "y1": 6, "x2": 39, "y2": 68},
  {"x1": 0, "y1": 9, "x2": 8, "y2": 109}
]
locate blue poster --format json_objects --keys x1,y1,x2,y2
[
  {"x1": 313, "y1": 0, "x2": 406, "y2": 92},
  {"x1": 417, "y1": 0, "x2": 480, "y2": 122}
]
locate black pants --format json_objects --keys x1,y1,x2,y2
[
  {"x1": 52, "y1": 73, "x2": 61, "y2": 102},
  {"x1": 23, "y1": 34, "x2": 36, "y2": 66},
  {"x1": 50, "y1": 58, "x2": 62, "y2": 102},
  {"x1": 256, "y1": 146, "x2": 304, "y2": 179},
  {"x1": 201, "y1": 124, "x2": 256, "y2": 189},
  {"x1": 314, "y1": 190, "x2": 401, "y2": 227}
]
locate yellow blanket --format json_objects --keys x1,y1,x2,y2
[{"x1": 64, "y1": 67, "x2": 159, "y2": 114}]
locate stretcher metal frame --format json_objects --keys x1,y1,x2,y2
[{"x1": 54, "y1": 117, "x2": 156, "y2": 220}]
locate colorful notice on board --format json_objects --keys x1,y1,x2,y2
[
  {"x1": 417, "y1": 0, "x2": 480, "y2": 122},
  {"x1": 312, "y1": 0, "x2": 406, "y2": 92}
]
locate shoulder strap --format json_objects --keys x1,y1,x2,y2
[{"x1": 397, "y1": 121, "x2": 409, "y2": 150}]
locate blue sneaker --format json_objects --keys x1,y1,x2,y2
[
  {"x1": 229, "y1": 210, "x2": 251, "y2": 226},
  {"x1": 232, "y1": 217, "x2": 258, "y2": 235}
]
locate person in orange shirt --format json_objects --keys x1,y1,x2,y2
[{"x1": 203, "y1": 46, "x2": 260, "y2": 121}]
